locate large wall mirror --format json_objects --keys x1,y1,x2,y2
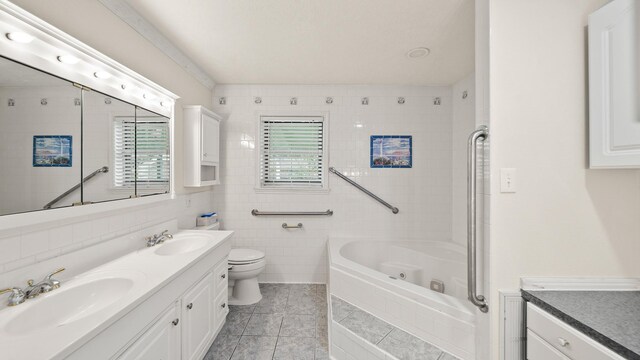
[{"x1": 0, "y1": 55, "x2": 171, "y2": 217}]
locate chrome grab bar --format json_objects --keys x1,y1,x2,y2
[
  {"x1": 467, "y1": 126, "x2": 489, "y2": 313},
  {"x1": 43, "y1": 166, "x2": 109, "y2": 209},
  {"x1": 282, "y1": 223, "x2": 303, "y2": 229},
  {"x1": 251, "y1": 209, "x2": 333, "y2": 216},
  {"x1": 328, "y1": 167, "x2": 399, "y2": 214}
]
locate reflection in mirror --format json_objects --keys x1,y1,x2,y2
[
  {"x1": 0, "y1": 56, "x2": 82, "y2": 216},
  {"x1": 135, "y1": 107, "x2": 170, "y2": 196},
  {"x1": 82, "y1": 89, "x2": 136, "y2": 203}
]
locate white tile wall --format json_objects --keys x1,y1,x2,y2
[
  {"x1": 212, "y1": 84, "x2": 460, "y2": 283},
  {"x1": 451, "y1": 74, "x2": 477, "y2": 247},
  {"x1": 0, "y1": 191, "x2": 215, "y2": 291}
]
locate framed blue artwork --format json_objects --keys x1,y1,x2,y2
[
  {"x1": 370, "y1": 135, "x2": 412, "y2": 168},
  {"x1": 33, "y1": 135, "x2": 72, "y2": 167}
]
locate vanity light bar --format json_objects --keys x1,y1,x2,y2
[{"x1": 0, "y1": 3, "x2": 178, "y2": 116}]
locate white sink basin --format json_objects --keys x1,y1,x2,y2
[
  {"x1": 154, "y1": 234, "x2": 211, "y2": 256},
  {"x1": 2, "y1": 273, "x2": 140, "y2": 336}
]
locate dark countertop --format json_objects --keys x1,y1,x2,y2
[{"x1": 522, "y1": 290, "x2": 640, "y2": 360}]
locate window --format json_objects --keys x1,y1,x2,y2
[
  {"x1": 112, "y1": 117, "x2": 170, "y2": 189},
  {"x1": 259, "y1": 115, "x2": 327, "y2": 190}
]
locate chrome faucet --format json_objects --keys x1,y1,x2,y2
[
  {"x1": 0, "y1": 287, "x2": 26, "y2": 306},
  {"x1": 24, "y1": 267, "x2": 65, "y2": 299},
  {"x1": 0, "y1": 267, "x2": 65, "y2": 306},
  {"x1": 145, "y1": 230, "x2": 173, "y2": 247}
]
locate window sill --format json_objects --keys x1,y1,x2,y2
[{"x1": 253, "y1": 187, "x2": 330, "y2": 195}]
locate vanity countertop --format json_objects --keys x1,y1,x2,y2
[
  {"x1": 0, "y1": 230, "x2": 233, "y2": 360},
  {"x1": 522, "y1": 289, "x2": 640, "y2": 360}
]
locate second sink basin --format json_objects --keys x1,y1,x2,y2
[{"x1": 154, "y1": 234, "x2": 211, "y2": 256}]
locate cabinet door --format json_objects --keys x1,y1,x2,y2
[
  {"x1": 201, "y1": 114, "x2": 219, "y2": 165},
  {"x1": 117, "y1": 303, "x2": 180, "y2": 360},
  {"x1": 589, "y1": 0, "x2": 640, "y2": 168},
  {"x1": 182, "y1": 272, "x2": 214, "y2": 360}
]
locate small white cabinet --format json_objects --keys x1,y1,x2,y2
[
  {"x1": 588, "y1": 0, "x2": 640, "y2": 168},
  {"x1": 184, "y1": 105, "x2": 222, "y2": 186}
]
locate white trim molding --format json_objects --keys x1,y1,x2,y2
[
  {"x1": 97, "y1": 0, "x2": 216, "y2": 90},
  {"x1": 521, "y1": 277, "x2": 640, "y2": 291}
]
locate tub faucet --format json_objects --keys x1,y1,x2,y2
[
  {"x1": 146, "y1": 230, "x2": 173, "y2": 247},
  {"x1": 24, "y1": 267, "x2": 65, "y2": 298}
]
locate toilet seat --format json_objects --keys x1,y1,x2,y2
[{"x1": 229, "y1": 249, "x2": 265, "y2": 265}]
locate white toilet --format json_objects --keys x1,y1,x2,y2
[{"x1": 227, "y1": 248, "x2": 266, "y2": 305}]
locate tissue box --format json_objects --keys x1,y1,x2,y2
[{"x1": 196, "y1": 212, "x2": 218, "y2": 227}]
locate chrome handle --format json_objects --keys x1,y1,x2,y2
[
  {"x1": 186, "y1": 303, "x2": 193, "y2": 310},
  {"x1": 467, "y1": 126, "x2": 489, "y2": 313},
  {"x1": 46, "y1": 267, "x2": 65, "y2": 289},
  {"x1": 221, "y1": 303, "x2": 226, "y2": 308},
  {"x1": 47, "y1": 267, "x2": 65, "y2": 277},
  {"x1": 172, "y1": 318, "x2": 179, "y2": 326},
  {"x1": 558, "y1": 338, "x2": 570, "y2": 347},
  {"x1": 221, "y1": 274, "x2": 226, "y2": 279},
  {"x1": 0, "y1": 287, "x2": 26, "y2": 306},
  {"x1": 228, "y1": 266, "x2": 234, "y2": 271},
  {"x1": 282, "y1": 222, "x2": 303, "y2": 229}
]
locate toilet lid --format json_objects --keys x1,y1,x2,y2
[{"x1": 229, "y1": 249, "x2": 265, "y2": 264}]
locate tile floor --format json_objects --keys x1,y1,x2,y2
[
  {"x1": 204, "y1": 283, "x2": 328, "y2": 360},
  {"x1": 331, "y1": 295, "x2": 459, "y2": 360}
]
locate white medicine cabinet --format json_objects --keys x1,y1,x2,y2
[
  {"x1": 588, "y1": 0, "x2": 640, "y2": 168},
  {"x1": 184, "y1": 106, "x2": 222, "y2": 186}
]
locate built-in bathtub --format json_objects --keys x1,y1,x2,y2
[{"x1": 329, "y1": 238, "x2": 476, "y2": 359}]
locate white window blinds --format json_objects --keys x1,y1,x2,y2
[
  {"x1": 259, "y1": 116, "x2": 326, "y2": 189},
  {"x1": 113, "y1": 117, "x2": 170, "y2": 188}
]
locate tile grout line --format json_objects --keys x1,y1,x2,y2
[
  {"x1": 376, "y1": 327, "x2": 394, "y2": 345},
  {"x1": 228, "y1": 304, "x2": 256, "y2": 360}
]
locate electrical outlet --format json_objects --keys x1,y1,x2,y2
[
  {"x1": 500, "y1": 168, "x2": 517, "y2": 193},
  {"x1": 185, "y1": 198, "x2": 191, "y2": 208}
]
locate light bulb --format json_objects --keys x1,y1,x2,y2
[
  {"x1": 57, "y1": 55, "x2": 79, "y2": 64},
  {"x1": 6, "y1": 32, "x2": 34, "y2": 43}
]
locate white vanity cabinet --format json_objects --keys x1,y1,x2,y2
[
  {"x1": 526, "y1": 304, "x2": 625, "y2": 360},
  {"x1": 184, "y1": 105, "x2": 222, "y2": 186},
  {"x1": 66, "y1": 241, "x2": 231, "y2": 360}
]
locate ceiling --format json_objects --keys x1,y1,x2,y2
[{"x1": 123, "y1": 0, "x2": 474, "y2": 86}]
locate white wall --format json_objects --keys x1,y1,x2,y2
[
  {"x1": 212, "y1": 85, "x2": 456, "y2": 283},
  {"x1": 0, "y1": 1, "x2": 215, "y2": 280},
  {"x1": 488, "y1": 0, "x2": 640, "y2": 356}
]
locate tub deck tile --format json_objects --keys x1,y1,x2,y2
[
  {"x1": 378, "y1": 328, "x2": 443, "y2": 360},
  {"x1": 330, "y1": 294, "x2": 460, "y2": 360},
  {"x1": 339, "y1": 309, "x2": 394, "y2": 344}
]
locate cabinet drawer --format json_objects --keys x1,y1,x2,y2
[
  {"x1": 527, "y1": 330, "x2": 571, "y2": 360},
  {"x1": 214, "y1": 288, "x2": 229, "y2": 329},
  {"x1": 526, "y1": 304, "x2": 624, "y2": 360},
  {"x1": 213, "y1": 257, "x2": 228, "y2": 292}
]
